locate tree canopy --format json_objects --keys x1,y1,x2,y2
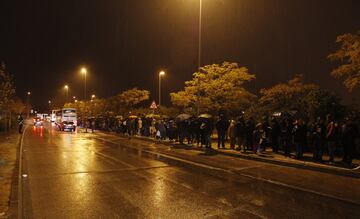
[
  {"x1": 328, "y1": 30, "x2": 360, "y2": 91},
  {"x1": 0, "y1": 63, "x2": 15, "y2": 111},
  {"x1": 258, "y1": 75, "x2": 345, "y2": 120},
  {"x1": 170, "y1": 62, "x2": 256, "y2": 115}
]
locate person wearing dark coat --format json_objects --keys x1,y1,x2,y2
[
  {"x1": 189, "y1": 118, "x2": 200, "y2": 146},
  {"x1": 235, "y1": 117, "x2": 246, "y2": 151},
  {"x1": 312, "y1": 124, "x2": 323, "y2": 162},
  {"x1": 216, "y1": 115, "x2": 230, "y2": 149},
  {"x1": 245, "y1": 117, "x2": 255, "y2": 152},
  {"x1": 281, "y1": 118, "x2": 293, "y2": 157},
  {"x1": 18, "y1": 114, "x2": 24, "y2": 134},
  {"x1": 292, "y1": 119, "x2": 307, "y2": 159},
  {"x1": 270, "y1": 118, "x2": 281, "y2": 153},
  {"x1": 341, "y1": 118, "x2": 358, "y2": 166}
]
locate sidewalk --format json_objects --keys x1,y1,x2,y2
[{"x1": 0, "y1": 131, "x2": 20, "y2": 218}]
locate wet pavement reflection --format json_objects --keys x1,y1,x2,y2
[{"x1": 20, "y1": 124, "x2": 360, "y2": 219}]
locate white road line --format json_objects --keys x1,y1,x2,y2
[
  {"x1": 96, "y1": 136, "x2": 360, "y2": 206},
  {"x1": 18, "y1": 124, "x2": 28, "y2": 219}
]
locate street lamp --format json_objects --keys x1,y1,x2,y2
[
  {"x1": 158, "y1": 71, "x2": 165, "y2": 106},
  {"x1": 48, "y1": 100, "x2": 52, "y2": 111},
  {"x1": 91, "y1": 94, "x2": 96, "y2": 99},
  {"x1": 26, "y1": 91, "x2": 31, "y2": 118},
  {"x1": 81, "y1": 67, "x2": 88, "y2": 132},
  {"x1": 64, "y1": 85, "x2": 69, "y2": 103},
  {"x1": 81, "y1": 67, "x2": 87, "y2": 101},
  {"x1": 197, "y1": 0, "x2": 203, "y2": 115}
]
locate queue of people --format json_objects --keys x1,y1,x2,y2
[{"x1": 81, "y1": 113, "x2": 359, "y2": 166}]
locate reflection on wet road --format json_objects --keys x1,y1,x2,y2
[{"x1": 20, "y1": 124, "x2": 360, "y2": 218}]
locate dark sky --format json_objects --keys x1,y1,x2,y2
[{"x1": 0, "y1": 0, "x2": 359, "y2": 111}]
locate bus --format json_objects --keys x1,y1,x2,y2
[{"x1": 52, "y1": 108, "x2": 77, "y2": 131}]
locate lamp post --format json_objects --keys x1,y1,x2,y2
[
  {"x1": 81, "y1": 67, "x2": 88, "y2": 132},
  {"x1": 196, "y1": 0, "x2": 203, "y2": 115},
  {"x1": 158, "y1": 71, "x2": 165, "y2": 106},
  {"x1": 81, "y1": 68, "x2": 87, "y2": 101},
  {"x1": 48, "y1": 100, "x2": 51, "y2": 111},
  {"x1": 64, "y1": 85, "x2": 69, "y2": 103},
  {"x1": 26, "y1": 91, "x2": 31, "y2": 118}
]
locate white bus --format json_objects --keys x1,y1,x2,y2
[{"x1": 52, "y1": 108, "x2": 77, "y2": 131}]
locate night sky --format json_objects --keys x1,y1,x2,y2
[{"x1": 0, "y1": 0, "x2": 359, "y2": 111}]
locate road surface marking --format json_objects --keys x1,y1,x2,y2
[{"x1": 18, "y1": 124, "x2": 28, "y2": 219}]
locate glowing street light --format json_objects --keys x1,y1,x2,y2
[
  {"x1": 81, "y1": 67, "x2": 87, "y2": 101},
  {"x1": 64, "y1": 85, "x2": 69, "y2": 102},
  {"x1": 159, "y1": 71, "x2": 165, "y2": 106},
  {"x1": 91, "y1": 94, "x2": 96, "y2": 99},
  {"x1": 80, "y1": 67, "x2": 88, "y2": 132},
  {"x1": 26, "y1": 91, "x2": 31, "y2": 118}
]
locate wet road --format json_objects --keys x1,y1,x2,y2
[{"x1": 19, "y1": 124, "x2": 360, "y2": 219}]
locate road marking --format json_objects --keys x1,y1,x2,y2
[
  {"x1": 95, "y1": 137, "x2": 227, "y2": 172},
  {"x1": 232, "y1": 165, "x2": 265, "y2": 171},
  {"x1": 24, "y1": 165, "x2": 170, "y2": 178},
  {"x1": 95, "y1": 135, "x2": 360, "y2": 206},
  {"x1": 18, "y1": 124, "x2": 28, "y2": 219}
]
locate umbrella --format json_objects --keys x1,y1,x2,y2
[
  {"x1": 198, "y1": 114, "x2": 212, "y2": 119},
  {"x1": 129, "y1": 115, "x2": 137, "y2": 119},
  {"x1": 176, "y1": 113, "x2": 191, "y2": 121}
]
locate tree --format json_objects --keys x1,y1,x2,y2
[
  {"x1": 118, "y1": 88, "x2": 150, "y2": 109},
  {"x1": 170, "y1": 62, "x2": 256, "y2": 115},
  {"x1": 328, "y1": 30, "x2": 360, "y2": 91},
  {"x1": 258, "y1": 75, "x2": 345, "y2": 121},
  {"x1": 9, "y1": 97, "x2": 26, "y2": 115},
  {"x1": 259, "y1": 74, "x2": 318, "y2": 113},
  {"x1": 0, "y1": 62, "x2": 15, "y2": 111}
]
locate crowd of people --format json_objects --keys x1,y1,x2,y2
[{"x1": 80, "y1": 113, "x2": 359, "y2": 166}]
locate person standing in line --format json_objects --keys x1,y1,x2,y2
[
  {"x1": 245, "y1": 117, "x2": 255, "y2": 152},
  {"x1": 326, "y1": 115, "x2": 336, "y2": 163},
  {"x1": 235, "y1": 117, "x2": 245, "y2": 151},
  {"x1": 270, "y1": 117, "x2": 281, "y2": 153},
  {"x1": 216, "y1": 114, "x2": 230, "y2": 149},
  {"x1": 228, "y1": 120, "x2": 236, "y2": 149},
  {"x1": 18, "y1": 114, "x2": 24, "y2": 134},
  {"x1": 341, "y1": 118, "x2": 358, "y2": 166},
  {"x1": 292, "y1": 119, "x2": 307, "y2": 159},
  {"x1": 137, "y1": 117, "x2": 143, "y2": 136}
]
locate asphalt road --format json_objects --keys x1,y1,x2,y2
[{"x1": 18, "y1": 124, "x2": 360, "y2": 219}]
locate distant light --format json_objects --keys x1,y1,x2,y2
[
  {"x1": 73, "y1": 96, "x2": 76, "y2": 99},
  {"x1": 75, "y1": 99, "x2": 78, "y2": 103},
  {"x1": 27, "y1": 91, "x2": 31, "y2": 95},
  {"x1": 48, "y1": 100, "x2": 51, "y2": 104},
  {"x1": 91, "y1": 94, "x2": 96, "y2": 99},
  {"x1": 159, "y1": 71, "x2": 165, "y2": 76},
  {"x1": 81, "y1": 67, "x2": 87, "y2": 75},
  {"x1": 22, "y1": 174, "x2": 28, "y2": 178},
  {"x1": 64, "y1": 85, "x2": 69, "y2": 89}
]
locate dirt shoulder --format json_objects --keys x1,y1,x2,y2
[{"x1": 0, "y1": 131, "x2": 20, "y2": 217}]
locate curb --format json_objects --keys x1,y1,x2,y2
[
  {"x1": 130, "y1": 136, "x2": 360, "y2": 178},
  {"x1": 79, "y1": 129, "x2": 360, "y2": 178}
]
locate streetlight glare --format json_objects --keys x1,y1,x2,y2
[
  {"x1": 64, "y1": 85, "x2": 69, "y2": 89},
  {"x1": 91, "y1": 94, "x2": 96, "y2": 98},
  {"x1": 159, "y1": 71, "x2": 165, "y2": 76},
  {"x1": 27, "y1": 91, "x2": 31, "y2": 95},
  {"x1": 81, "y1": 67, "x2": 87, "y2": 75}
]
